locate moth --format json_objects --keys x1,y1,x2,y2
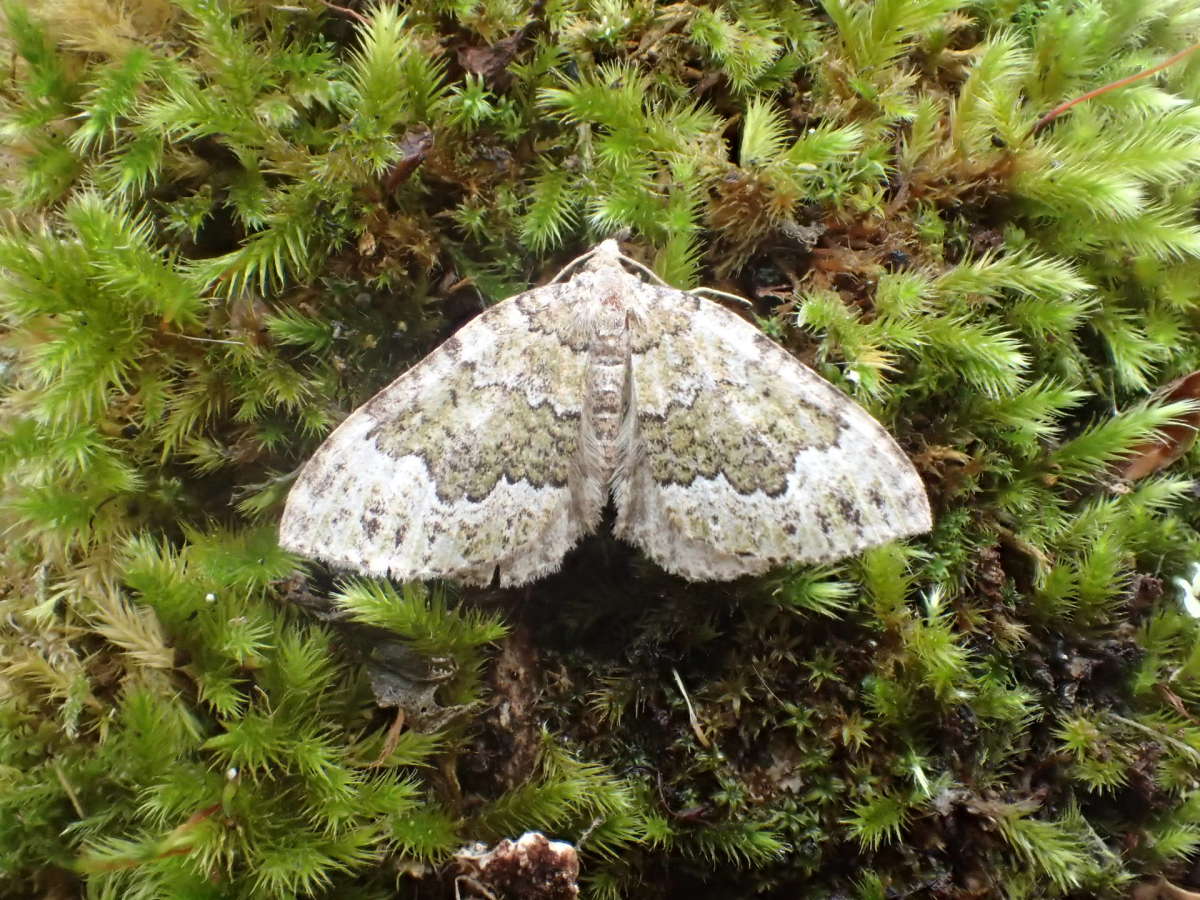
[{"x1": 279, "y1": 241, "x2": 931, "y2": 587}]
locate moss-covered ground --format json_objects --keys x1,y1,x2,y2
[{"x1": 4, "y1": 1, "x2": 1200, "y2": 897}]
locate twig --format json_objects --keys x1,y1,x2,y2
[
  {"x1": 368, "y1": 707, "x2": 406, "y2": 768},
  {"x1": 164, "y1": 332, "x2": 246, "y2": 346},
  {"x1": 671, "y1": 667, "x2": 710, "y2": 748},
  {"x1": 53, "y1": 762, "x2": 85, "y2": 818},
  {"x1": 1107, "y1": 711, "x2": 1200, "y2": 766},
  {"x1": 1030, "y1": 40, "x2": 1200, "y2": 135},
  {"x1": 318, "y1": 0, "x2": 368, "y2": 25}
]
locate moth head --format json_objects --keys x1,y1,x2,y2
[{"x1": 594, "y1": 238, "x2": 621, "y2": 257}]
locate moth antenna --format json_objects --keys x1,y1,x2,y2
[
  {"x1": 606, "y1": 244, "x2": 756, "y2": 309},
  {"x1": 549, "y1": 242, "x2": 607, "y2": 282},
  {"x1": 611, "y1": 249, "x2": 670, "y2": 287},
  {"x1": 688, "y1": 286, "x2": 753, "y2": 308},
  {"x1": 552, "y1": 240, "x2": 680, "y2": 291}
]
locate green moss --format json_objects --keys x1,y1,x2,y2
[{"x1": 3, "y1": 0, "x2": 1200, "y2": 896}]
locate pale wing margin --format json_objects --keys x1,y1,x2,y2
[
  {"x1": 615, "y1": 288, "x2": 932, "y2": 581},
  {"x1": 279, "y1": 283, "x2": 595, "y2": 587}
]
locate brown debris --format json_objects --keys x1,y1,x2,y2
[
  {"x1": 1153, "y1": 682, "x2": 1200, "y2": 726},
  {"x1": 1116, "y1": 371, "x2": 1200, "y2": 482},
  {"x1": 1129, "y1": 574, "x2": 1165, "y2": 618},
  {"x1": 458, "y1": 30, "x2": 526, "y2": 87},
  {"x1": 454, "y1": 832, "x2": 579, "y2": 900},
  {"x1": 1133, "y1": 877, "x2": 1200, "y2": 900},
  {"x1": 974, "y1": 544, "x2": 1006, "y2": 601},
  {"x1": 382, "y1": 125, "x2": 435, "y2": 194},
  {"x1": 480, "y1": 626, "x2": 543, "y2": 790}
]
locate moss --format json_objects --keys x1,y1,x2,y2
[{"x1": 3, "y1": 0, "x2": 1200, "y2": 897}]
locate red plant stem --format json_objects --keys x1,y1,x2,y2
[
  {"x1": 1030, "y1": 40, "x2": 1200, "y2": 135},
  {"x1": 319, "y1": 0, "x2": 369, "y2": 25}
]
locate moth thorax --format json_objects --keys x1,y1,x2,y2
[{"x1": 583, "y1": 297, "x2": 630, "y2": 465}]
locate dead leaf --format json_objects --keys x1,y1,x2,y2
[
  {"x1": 912, "y1": 445, "x2": 974, "y2": 467},
  {"x1": 1117, "y1": 371, "x2": 1200, "y2": 481},
  {"x1": 382, "y1": 124, "x2": 433, "y2": 193},
  {"x1": 1132, "y1": 877, "x2": 1200, "y2": 900},
  {"x1": 457, "y1": 30, "x2": 525, "y2": 83}
]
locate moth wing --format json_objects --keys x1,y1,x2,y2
[
  {"x1": 280, "y1": 284, "x2": 597, "y2": 587},
  {"x1": 614, "y1": 287, "x2": 931, "y2": 581}
]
